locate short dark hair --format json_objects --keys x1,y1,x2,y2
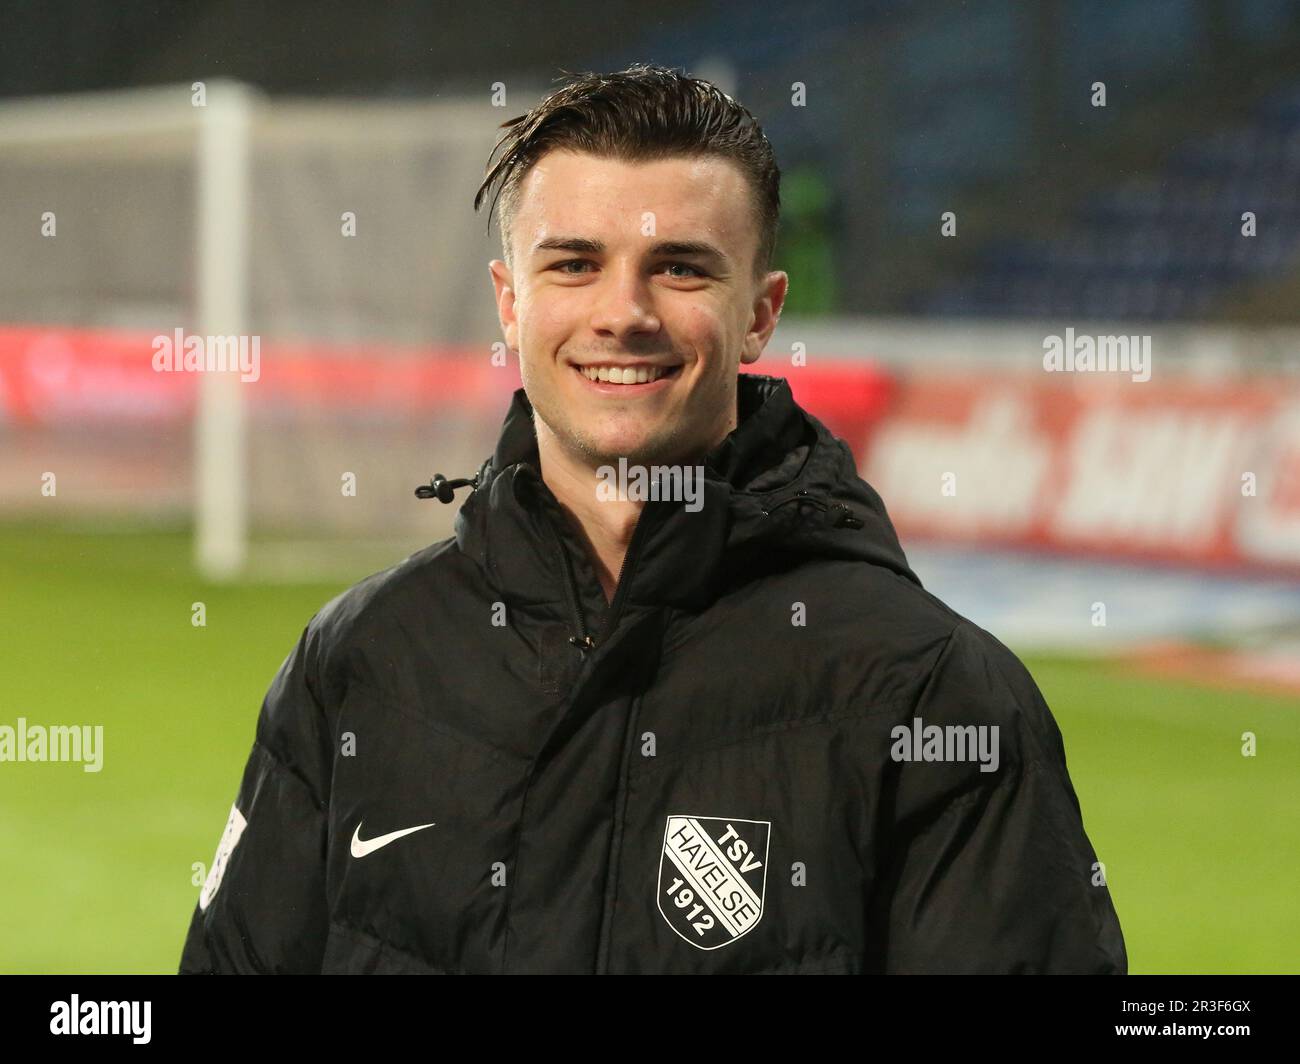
[{"x1": 473, "y1": 63, "x2": 781, "y2": 283}]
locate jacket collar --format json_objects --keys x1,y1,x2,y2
[{"x1": 453, "y1": 373, "x2": 917, "y2": 641}]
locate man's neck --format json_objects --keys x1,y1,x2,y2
[
  {"x1": 535, "y1": 424, "x2": 642, "y2": 605},
  {"x1": 532, "y1": 399, "x2": 740, "y2": 605}
]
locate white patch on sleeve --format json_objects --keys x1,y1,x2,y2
[{"x1": 199, "y1": 804, "x2": 248, "y2": 911}]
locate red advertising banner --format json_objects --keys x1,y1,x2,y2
[
  {"x1": 0, "y1": 326, "x2": 893, "y2": 432},
  {"x1": 5, "y1": 325, "x2": 1296, "y2": 573},
  {"x1": 861, "y1": 372, "x2": 1300, "y2": 573}
]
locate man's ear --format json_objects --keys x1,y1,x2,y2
[
  {"x1": 489, "y1": 259, "x2": 519, "y2": 355},
  {"x1": 740, "y1": 270, "x2": 789, "y2": 365}
]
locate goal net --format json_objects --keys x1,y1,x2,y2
[{"x1": 0, "y1": 79, "x2": 522, "y2": 581}]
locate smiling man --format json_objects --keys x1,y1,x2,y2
[
  {"x1": 486, "y1": 144, "x2": 784, "y2": 601},
  {"x1": 179, "y1": 63, "x2": 1126, "y2": 974}
]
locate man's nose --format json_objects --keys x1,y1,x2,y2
[{"x1": 589, "y1": 263, "x2": 661, "y2": 337}]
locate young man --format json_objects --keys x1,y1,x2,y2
[{"x1": 179, "y1": 64, "x2": 1126, "y2": 974}]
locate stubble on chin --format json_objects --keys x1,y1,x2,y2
[
  {"x1": 536, "y1": 404, "x2": 694, "y2": 471},
  {"x1": 569, "y1": 421, "x2": 678, "y2": 469}
]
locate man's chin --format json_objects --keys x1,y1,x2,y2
[{"x1": 586, "y1": 436, "x2": 686, "y2": 469}]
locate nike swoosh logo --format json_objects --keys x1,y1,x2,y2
[{"x1": 350, "y1": 820, "x2": 436, "y2": 858}]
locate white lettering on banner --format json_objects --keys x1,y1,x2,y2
[
  {"x1": 866, "y1": 396, "x2": 1050, "y2": 534},
  {"x1": 1051, "y1": 408, "x2": 1251, "y2": 545},
  {"x1": 856, "y1": 376, "x2": 1300, "y2": 571},
  {"x1": 1236, "y1": 403, "x2": 1300, "y2": 564}
]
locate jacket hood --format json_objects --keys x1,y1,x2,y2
[{"x1": 450, "y1": 372, "x2": 919, "y2": 640}]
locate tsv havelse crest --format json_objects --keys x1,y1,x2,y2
[{"x1": 657, "y1": 815, "x2": 770, "y2": 950}]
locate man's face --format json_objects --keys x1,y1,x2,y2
[{"x1": 489, "y1": 149, "x2": 787, "y2": 469}]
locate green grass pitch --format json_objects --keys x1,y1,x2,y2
[{"x1": 1, "y1": 523, "x2": 1296, "y2": 973}]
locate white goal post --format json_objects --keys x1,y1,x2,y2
[{"x1": 0, "y1": 80, "x2": 516, "y2": 582}]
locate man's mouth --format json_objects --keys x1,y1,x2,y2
[{"x1": 573, "y1": 363, "x2": 682, "y2": 386}]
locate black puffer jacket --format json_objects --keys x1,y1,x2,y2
[{"x1": 179, "y1": 372, "x2": 1127, "y2": 974}]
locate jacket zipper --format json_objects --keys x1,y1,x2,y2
[
  {"x1": 544, "y1": 498, "x2": 658, "y2": 653},
  {"x1": 600, "y1": 501, "x2": 657, "y2": 643},
  {"x1": 542, "y1": 509, "x2": 595, "y2": 651}
]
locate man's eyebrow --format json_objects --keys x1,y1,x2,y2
[{"x1": 532, "y1": 236, "x2": 728, "y2": 262}]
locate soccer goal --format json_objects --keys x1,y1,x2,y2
[{"x1": 0, "y1": 79, "x2": 521, "y2": 582}]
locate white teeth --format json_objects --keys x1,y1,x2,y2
[{"x1": 579, "y1": 365, "x2": 671, "y2": 384}]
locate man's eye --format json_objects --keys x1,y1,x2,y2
[{"x1": 549, "y1": 260, "x2": 704, "y2": 278}]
